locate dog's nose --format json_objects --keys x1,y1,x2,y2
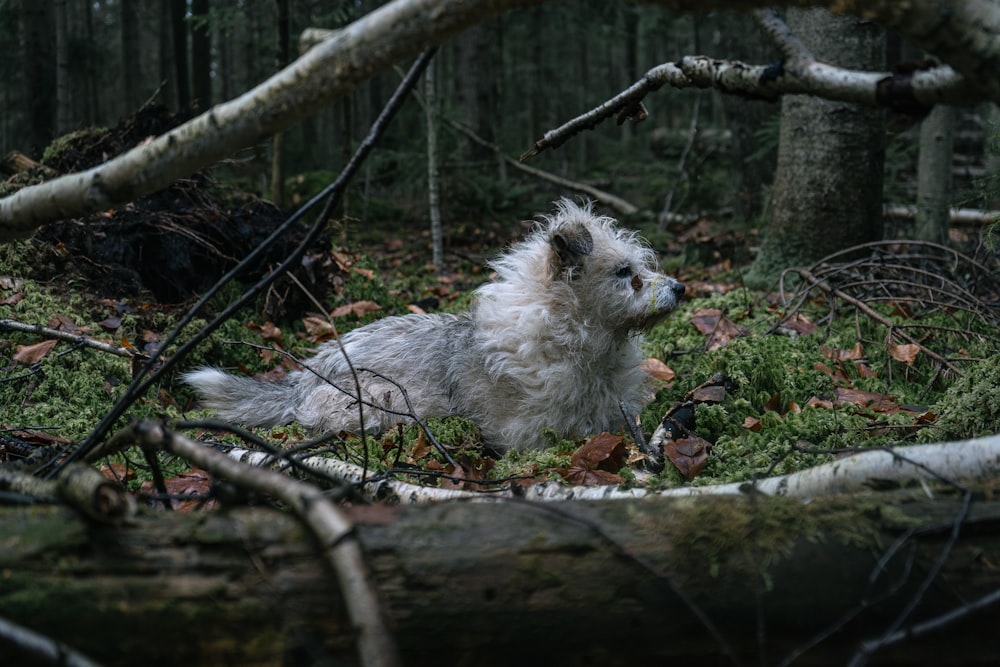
[{"x1": 672, "y1": 282, "x2": 686, "y2": 298}]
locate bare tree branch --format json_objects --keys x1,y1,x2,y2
[
  {"x1": 522, "y1": 7, "x2": 981, "y2": 161},
  {"x1": 0, "y1": 0, "x2": 540, "y2": 241},
  {"x1": 100, "y1": 421, "x2": 402, "y2": 667},
  {"x1": 0, "y1": 319, "x2": 137, "y2": 359}
]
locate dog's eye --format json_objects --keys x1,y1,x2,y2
[{"x1": 615, "y1": 264, "x2": 632, "y2": 279}]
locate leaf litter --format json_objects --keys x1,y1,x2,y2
[{"x1": 4, "y1": 176, "x2": 1000, "y2": 495}]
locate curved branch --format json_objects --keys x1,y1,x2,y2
[{"x1": 524, "y1": 7, "x2": 982, "y2": 161}]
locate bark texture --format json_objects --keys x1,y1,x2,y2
[
  {"x1": 916, "y1": 104, "x2": 957, "y2": 243},
  {"x1": 745, "y1": 8, "x2": 886, "y2": 288},
  {"x1": 3, "y1": 492, "x2": 1000, "y2": 666}
]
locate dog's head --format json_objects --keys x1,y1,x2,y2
[{"x1": 546, "y1": 199, "x2": 685, "y2": 334}]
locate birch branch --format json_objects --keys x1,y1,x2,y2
[
  {"x1": 223, "y1": 434, "x2": 1000, "y2": 503},
  {"x1": 99, "y1": 421, "x2": 401, "y2": 667},
  {"x1": 522, "y1": 8, "x2": 980, "y2": 161},
  {"x1": 885, "y1": 206, "x2": 1000, "y2": 226},
  {"x1": 0, "y1": 463, "x2": 134, "y2": 523},
  {"x1": 0, "y1": 318, "x2": 137, "y2": 359}
]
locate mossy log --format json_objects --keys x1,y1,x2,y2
[{"x1": 2, "y1": 491, "x2": 999, "y2": 666}]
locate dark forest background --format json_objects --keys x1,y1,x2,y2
[
  {"x1": 3, "y1": 1, "x2": 788, "y2": 222},
  {"x1": 1, "y1": 1, "x2": 998, "y2": 274}
]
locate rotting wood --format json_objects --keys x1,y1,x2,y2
[{"x1": 3, "y1": 491, "x2": 1000, "y2": 666}]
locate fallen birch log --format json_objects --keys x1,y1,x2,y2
[{"x1": 224, "y1": 434, "x2": 1000, "y2": 503}]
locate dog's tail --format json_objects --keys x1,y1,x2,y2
[{"x1": 182, "y1": 367, "x2": 298, "y2": 427}]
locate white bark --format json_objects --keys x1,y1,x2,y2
[
  {"x1": 885, "y1": 205, "x2": 998, "y2": 226},
  {"x1": 0, "y1": 0, "x2": 539, "y2": 241},
  {"x1": 224, "y1": 434, "x2": 1000, "y2": 504}
]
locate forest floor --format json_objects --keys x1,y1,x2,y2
[{"x1": 3, "y1": 112, "x2": 1000, "y2": 504}]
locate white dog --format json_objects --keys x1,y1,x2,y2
[{"x1": 184, "y1": 199, "x2": 685, "y2": 449}]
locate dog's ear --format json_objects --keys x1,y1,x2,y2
[{"x1": 551, "y1": 224, "x2": 594, "y2": 269}]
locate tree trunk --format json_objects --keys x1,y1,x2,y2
[
  {"x1": 426, "y1": 57, "x2": 444, "y2": 269},
  {"x1": 170, "y1": 0, "x2": 190, "y2": 110},
  {"x1": 158, "y1": 0, "x2": 175, "y2": 110},
  {"x1": 18, "y1": 0, "x2": 54, "y2": 156},
  {"x1": 3, "y1": 493, "x2": 1000, "y2": 666},
  {"x1": 270, "y1": 0, "x2": 290, "y2": 207},
  {"x1": 121, "y1": 0, "x2": 142, "y2": 114},
  {"x1": 53, "y1": 0, "x2": 70, "y2": 135},
  {"x1": 744, "y1": 8, "x2": 886, "y2": 289},
  {"x1": 987, "y1": 104, "x2": 1000, "y2": 194},
  {"x1": 453, "y1": 22, "x2": 498, "y2": 163},
  {"x1": 915, "y1": 104, "x2": 957, "y2": 243},
  {"x1": 191, "y1": 0, "x2": 212, "y2": 111},
  {"x1": 83, "y1": 0, "x2": 100, "y2": 125}
]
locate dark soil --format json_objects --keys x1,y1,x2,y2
[{"x1": 19, "y1": 106, "x2": 316, "y2": 306}]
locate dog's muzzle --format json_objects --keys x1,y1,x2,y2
[{"x1": 649, "y1": 275, "x2": 686, "y2": 313}]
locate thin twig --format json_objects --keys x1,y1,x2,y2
[
  {"x1": 0, "y1": 319, "x2": 136, "y2": 358},
  {"x1": 796, "y1": 268, "x2": 965, "y2": 376}
]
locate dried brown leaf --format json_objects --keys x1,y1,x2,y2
[
  {"x1": 47, "y1": 314, "x2": 82, "y2": 333},
  {"x1": 805, "y1": 396, "x2": 835, "y2": 410},
  {"x1": 330, "y1": 300, "x2": 382, "y2": 319},
  {"x1": 780, "y1": 313, "x2": 817, "y2": 336},
  {"x1": 98, "y1": 316, "x2": 122, "y2": 331},
  {"x1": 888, "y1": 343, "x2": 920, "y2": 365},
  {"x1": 835, "y1": 387, "x2": 899, "y2": 413},
  {"x1": 1, "y1": 291, "x2": 24, "y2": 305},
  {"x1": 13, "y1": 339, "x2": 57, "y2": 365},
  {"x1": 689, "y1": 308, "x2": 743, "y2": 351},
  {"x1": 302, "y1": 315, "x2": 338, "y2": 342},
  {"x1": 691, "y1": 385, "x2": 726, "y2": 403},
  {"x1": 664, "y1": 436, "x2": 710, "y2": 480},
  {"x1": 558, "y1": 433, "x2": 627, "y2": 486},
  {"x1": 690, "y1": 308, "x2": 724, "y2": 335},
  {"x1": 822, "y1": 343, "x2": 864, "y2": 361},
  {"x1": 440, "y1": 454, "x2": 496, "y2": 491},
  {"x1": 258, "y1": 321, "x2": 283, "y2": 343},
  {"x1": 141, "y1": 469, "x2": 216, "y2": 511},
  {"x1": 641, "y1": 357, "x2": 676, "y2": 383}
]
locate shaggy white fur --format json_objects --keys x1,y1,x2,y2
[{"x1": 184, "y1": 198, "x2": 685, "y2": 449}]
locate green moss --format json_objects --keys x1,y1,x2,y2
[
  {"x1": 40, "y1": 127, "x2": 108, "y2": 164},
  {"x1": 665, "y1": 495, "x2": 807, "y2": 584},
  {"x1": 636, "y1": 284, "x2": 1000, "y2": 486},
  {"x1": 921, "y1": 354, "x2": 1000, "y2": 442},
  {"x1": 492, "y1": 447, "x2": 573, "y2": 481},
  {"x1": 658, "y1": 493, "x2": 885, "y2": 588}
]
